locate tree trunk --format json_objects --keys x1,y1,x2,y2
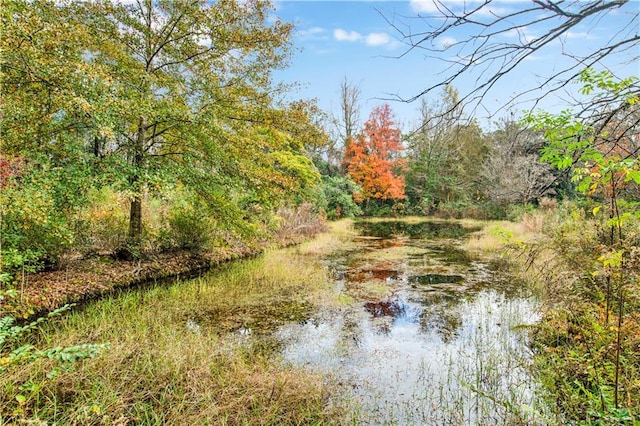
[
  {"x1": 128, "y1": 197, "x2": 142, "y2": 248},
  {"x1": 123, "y1": 118, "x2": 146, "y2": 259}
]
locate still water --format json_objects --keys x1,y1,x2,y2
[{"x1": 273, "y1": 220, "x2": 545, "y2": 425}]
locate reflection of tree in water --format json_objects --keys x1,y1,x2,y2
[
  {"x1": 364, "y1": 298, "x2": 407, "y2": 318},
  {"x1": 354, "y1": 220, "x2": 479, "y2": 239},
  {"x1": 347, "y1": 268, "x2": 399, "y2": 283},
  {"x1": 329, "y1": 218, "x2": 529, "y2": 347},
  {"x1": 419, "y1": 302, "x2": 463, "y2": 343},
  {"x1": 409, "y1": 274, "x2": 464, "y2": 285},
  {"x1": 424, "y1": 246, "x2": 472, "y2": 265}
]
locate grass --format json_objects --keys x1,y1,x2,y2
[
  {"x1": 1, "y1": 248, "x2": 342, "y2": 425},
  {"x1": 294, "y1": 219, "x2": 357, "y2": 257},
  {"x1": 403, "y1": 291, "x2": 554, "y2": 426},
  {"x1": 488, "y1": 203, "x2": 640, "y2": 424},
  {"x1": 4, "y1": 214, "x2": 579, "y2": 425},
  {"x1": 460, "y1": 217, "x2": 542, "y2": 255}
]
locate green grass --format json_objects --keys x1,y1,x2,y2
[{"x1": 1, "y1": 248, "x2": 342, "y2": 425}]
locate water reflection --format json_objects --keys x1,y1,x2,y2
[
  {"x1": 353, "y1": 220, "x2": 480, "y2": 239},
  {"x1": 409, "y1": 274, "x2": 465, "y2": 285},
  {"x1": 277, "y1": 220, "x2": 544, "y2": 425}
]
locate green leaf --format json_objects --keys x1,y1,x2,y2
[
  {"x1": 625, "y1": 170, "x2": 640, "y2": 184},
  {"x1": 15, "y1": 394, "x2": 26, "y2": 404}
]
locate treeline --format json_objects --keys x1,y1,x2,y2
[
  {"x1": 1, "y1": 1, "x2": 560, "y2": 283},
  {"x1": 0, "y1": 1, "x2": 635, "y2": 291},
  {"x1": 313, "y1": 84, "x2": 558, "y2": 219}
]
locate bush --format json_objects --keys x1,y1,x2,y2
[
  {"x1": 435, "y1": 200, "x2": 471, "y2": 219},
  {"x1": 390, "y1": 202, "x2": 405, "y2": 217},
  {"x1": 505, "y1": 203, "x2": 536, "y2": 221},
  {"x1": 362, "y1": 202, "x2": 392, "y2": 217},
  {"x1": 159, "y1": 203, "x2": 213, "y2": 251},
  {"x1": 0, "y1": 288, "x2": 108, "y2": 423},
  {"x1": 75, "y1": 188, "x2": 129, "y2": 255},
  {"x1": 320, "y1": 176, "x2": 362, "y2": 220},
  {"x1": 275, "y1": 203, "x2": 327, "y2": 242},
  {"x1": 513, "y1": 201, "x2": 640, "y2": 423},
  {"x1": 1, "y1": 166, "x2": 79, "y2": 273}
]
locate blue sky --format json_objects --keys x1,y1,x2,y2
[{"x1": 272, "y1": 0, "x2": 639, "y2": 131}]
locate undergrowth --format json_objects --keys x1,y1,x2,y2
[{"x1": 504, "y1": 203, "x2": 640, "y2": 425}]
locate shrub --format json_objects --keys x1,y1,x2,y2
[
  {"x1": 505, "y1": 203, "x2": 536, "y2": 221},
  {"x1": 75, "y1": 188, "x2": 129, "y2": 256},
  {"x1": 435, "y1": 200, "x2": 471, "y2": 219},
  {"x1": 159, "y1": 203, "x2": 213, "y2": 251},
  {"x1": 0, "y1": 287, "x2": 108, "y2": 422},
  {"x1": 539, "y1": 197, "x2": 558, "y2": 211},
  {"x1": 320, "y1": 176, "x2": 362, "y2": 220},
  {"x1": 1, "y1": 165, "x2": 80, "y2": 272},
  {"x1": 275, "y1": 203, "x2": 327, "y2": 242}
]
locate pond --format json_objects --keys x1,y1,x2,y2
[
  {"x1": 35, "y1": 218, "x2": 549, "y2": 424},
  {"x1": 272, "y1": 219, "x2": 546, "y2": 425}
]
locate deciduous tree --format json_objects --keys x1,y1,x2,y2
[
  {"x1": 405, "y1": 87, "x2": 488, "y2": 212},
  {"x1": 344, "y1": 104, "x2": 406, "y2": 206},
  {"x1": 389, "y1": 0, "x2": 639, "y2": 122},
  {"x1": 2, "y1": 0, "x2": 323, "y2": 261},
  {"x1": 482, "y1": 119, "x2": 556, "y2": 206}
]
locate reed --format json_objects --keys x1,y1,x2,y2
[{"x1": 1, "y1": 249, "x2": 339, "y2": 424}]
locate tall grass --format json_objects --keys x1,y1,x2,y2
[
  {"x1": 1, "y1": 248, "x2": 340, "y2": 424},
  {"x1": 497, "y1": 202, "x2": 640, "y2": 424}
]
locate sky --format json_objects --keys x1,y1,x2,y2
[{"x1": 271, "y1": 0, "x2": 640, "y2": 131}]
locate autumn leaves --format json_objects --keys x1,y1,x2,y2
[{"x1": 344, "y1": 104, "x2": 406, "y2": 205}]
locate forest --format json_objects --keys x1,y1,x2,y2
[{"x1": 1, "y1": 0, "x2": 639, "y2": 424}]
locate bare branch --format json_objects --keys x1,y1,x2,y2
[{"x1": 387, "y1": 0, "x2": 637, "y2": 124}]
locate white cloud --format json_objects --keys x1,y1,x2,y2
[
  {"x1": 333, "y1": 28, "x2": 398, "y2": 48},
  {"x1": 333, "y1": 28, "x2": 362, "y2": 42},
  {"x1": 365, "y1": 32, "x2": 391, "y2": 47},
  {"x1": 410, "y1": 0, "x2": 526, "y2": 14},
  {"x1": 297, "y1": 26, "x2": 326, "y2": 40},
  {"x1": 410, "y1": 0, "x2": 442, "y2": 13}
]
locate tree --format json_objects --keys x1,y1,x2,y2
[
  {"x1": 405, "y1": 87, "x2": 488, "y2": 212},
  {"x1": 320, "y1": 175, "x2": 362, "y2": 220},
  {"x1": 389, "y1": 1, "x2": 639, "y2": 122},
  {"x1": 338, "y1": 77, "x2": 362, "y2": 150},
  {"x1": 525, "y1": 68, "x2": 640, "y2": 417},
  {"x1": 1, "y1": 0, "x2": 100, "y2": 269},
  {"x1": 311, "y1": 77, "x2": 362, "y2": 176},
  {"x1": 86, "y1": 0, "x2": 298, "y2": 255},
  {"x1": 2, "y1": 0, "x2": 323, "y2": 260},
  {"x1": 344, "y1": 104, "x2": 406, "y2": 207},
  {"x1": 481, "y1": 118, "x2": 556, "y2": 206}
]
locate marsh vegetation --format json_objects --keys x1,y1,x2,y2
[{"x1": 2, "y1": 218, "x2": 555, "y2": 424}]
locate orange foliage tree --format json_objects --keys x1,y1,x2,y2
[{"x1": 343, "y1": 104, "x2": 406, "y2": 205}]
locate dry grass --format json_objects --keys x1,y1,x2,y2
[
  {"x1": 1, "y1": 249, "x2": 340, "y2": 425},
  {"x1": 461, "y1": 213, "x2": 546, "y2": 256},
  {"x1": 275, "y1": 203, "x2": 328, "y2": 244},
  {"x1": 295, "y1": 219, "x2": 357, "y2": 257}
]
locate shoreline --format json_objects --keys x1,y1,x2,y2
[{"x1": 1, "y1": 234, "x2": 311, "y2": 319}]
